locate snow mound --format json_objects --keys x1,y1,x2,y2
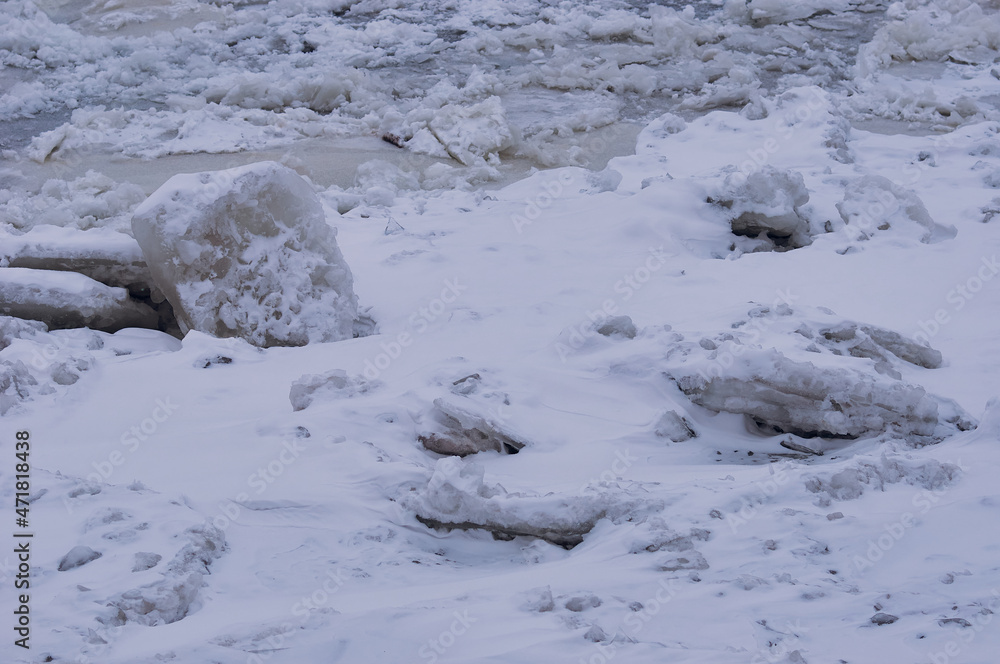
[
  {"x1": 131, "y1": 161, "x2": 358, "y2": 347},
  {"x1": 0, "y1": 267, "x2": 158, "y2": 332},
  {"x1": 805, "y1": 454, "x2": 962, "y2": 504},
  {"x1": 404, "y1": 457, "x2": 662, "y2": 547},
  {"x1": 0, "y1": 321, "x2": 96, "y2": 414},
  {"x1": 663, "y1": 305, "x2": 974, "y2": 442},
  {"x1": 105, "y1": 524, "x2": 226, "y2": 627},
  {"x1": 836, "y1": 175, "x2": 957, "y2": 244},
  {"x1": 289, "y1": 369, "x2": 380, "y2": 411}
]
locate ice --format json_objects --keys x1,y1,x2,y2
[
  {"x1": 7, "y1": 0, "x2": 1000, "y2": 662},
  {"x1": 595, "y1": 314, "x2": 638, "y2": 339},
  {"x1": 405, "y1": 457, "x2": 662, "y2": 547},
  {"x1": 0, "y1": 267, "x2": 158, "y2": 332},
  {"x1": 663, "y1": 305, "x2": 974, "y2": 441},
  {"x1": 653, "y1": 409, "x2": 697, "y2": 442},
  {"x1": 713, "y1": 166, "x2": 813, "y2": 250},
  {"x1": 0, "y1": 314, "x2": 46, "y2": 350},
  {"x1": 1, "y1": 224, "x2": 151, "y2": 293},
  {"x1": 0, "y1": 170, "x2": 146, "y2": 233},
  {"x1": 426, "y1": 96, "x2": 513, "y2": 167},
  {"x1": 418, "y1": 397, "x2": 527, "y2": 457},
  {"x1": 131, "y1": 161, "x2": 358, "y2": 347},
  {"x1": 57, "y1": 545, "x2": 103, "y2": 571}
]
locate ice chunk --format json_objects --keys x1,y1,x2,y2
[
  {"x1": 58, "y1": 545, "x2": 102, "y2": 571},
  {"x1": 595, "y1": 315, "x2": 638, "y2": 339},
  {"x1": 677, "y1": 350, "x2": 941, "y2": 439},
  {"x1": 663, "y1": 305, "x2": 972, "y2": 442},
  {"x1": 418, "y1": 397, "x2": 527, "y2": 456},
  {"x1": 0, "y1": 315, "x2": 47, "y2": 351},
  {"x1": 131, "y1": 162, "x2": 358, "y2": 347},
  {"x1": 132, "y1": 552, "x2": 162, "y2": 572},
  {"x1": 405, "y1": 458, "x2": 661, "y2": 548},
  {"x1": 805, "y1": 456, "x2": 961, "y2": 503},
  {"x1": 817, "y1": 322, "x2": 943, "y2": 371},
  {"x1": 837, "y1": 176, "x2": 957, "y2": 244},
  {"x1": 1, "y1": 225, "x2": 152, "y2": 293},
  {"x1": 714, "y1": 166, "x2": 812, "y2": 250},
  {"x1": 654, "y1": 410, "x2": 696, "y2": 442},
  {"x1": 428, "y1": 97, "x2": 513, "y2": 167},
  {"x1": 0, "y1": 267, "x2": 158, "y2": 332}
]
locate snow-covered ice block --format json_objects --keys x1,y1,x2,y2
[
  {"x1": 427, "y1": 97, "x2": 513, "y2": 167},
  {"x1": 131, "y1": 161, "x2": 358, "y2": 347},
  {"x1": 663, "y1": 305, "x2": 975, "y2": 442},
  {"x1": 1, "y1": 225, "x2": 152, "y2": 293},
  {"x1": 57, "y1": 545, "x2": 102, "y2": 571},
  {"x1": 418, "y1": 397, "x2": 527, "y2": 457},
  {"x1": 676, "y1": 350, "x2": 942, "y2": 439},
  {"x1": 712, "y1": 166, "x2": 813, "y2": 250},
  {"x1": 405, "y1": 458, "x2": 661, "y2": 547},
  {"x1": 0, "y1": 267, "x2": 158, "y2": 332},
  {"x1": 654, "y1": 409, "x2": 697, "y2": 441}
]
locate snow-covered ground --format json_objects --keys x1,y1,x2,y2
[{"x1": 4, "y1": 0, "x2": 1000, "y2": 663}]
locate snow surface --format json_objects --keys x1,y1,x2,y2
[{"x1": 4, "y1": 0, "x2": 1000, "y2": 663}]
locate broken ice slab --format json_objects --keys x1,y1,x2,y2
[
  {"x1": 1, "y1": 225, "x2": 153, "y2": 295},
  {"x1": 405, "y1": 458, "x2": 662, "y2": 548},
  {"x1": 418, "y1": 397, "x2": 527, "y2": 456},
  {"x1": 663, "y1": 305, "x2": 975, "y2": 442},
  {"x1": 0, "y1": 267, "x2": 158, "y2": 332}
]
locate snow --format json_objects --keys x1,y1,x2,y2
[
  {"x1": 4, "y1": 0, "x2": 1000, "y2": 662},
  {"x1": 131, "y1": 161, "x2": 358, "y2": 347}
]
